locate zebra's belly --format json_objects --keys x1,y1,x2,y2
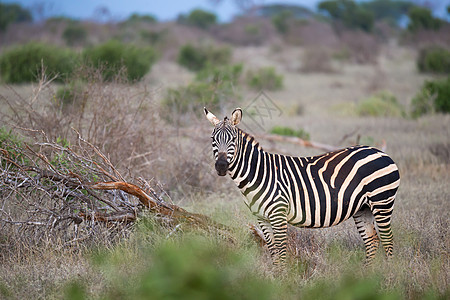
[{"x1": 286, "y1": 188, "x2": 368, "y2": 228}]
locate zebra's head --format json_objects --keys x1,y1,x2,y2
[{"x1": 204, "y1": 107, "x2": 242, "y2": 176}]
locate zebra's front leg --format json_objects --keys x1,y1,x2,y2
[{"x1": 257, "y1": 210, "x2": 288, "y2": 265}]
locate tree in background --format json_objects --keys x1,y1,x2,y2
[
  {"x1": 0, "y1": 3, "x2": 32, "y2": 31},
  {"x1": 178, "y1": 9, "x2": 217, "y2": 29},
  {"x1": 407, "y1": 6, "x2": 442, "y2": 32},
  {"x1": 361, "y1": 0, "x2": 413, "y2": 25},
  {"x1": 257, "y1": 4, "x2": 314, "y2": 19},
  {"x1": 318, "y1": 0, "x2": 374, "y2": 32},
  {"x1": 127, "y1": 13, "x2": 157, "y2": 23}
]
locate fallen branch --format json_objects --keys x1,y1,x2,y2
[{"x1": 89, "y1": 181, "x2": 229, "y2": 232}]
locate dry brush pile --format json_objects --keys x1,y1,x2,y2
[{"x1": 0, "y1": 68, "x2": 235, "y2": 257}]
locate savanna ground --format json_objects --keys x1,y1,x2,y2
[{"x1": 0, "y1": 16, "x2": 449, "y2": 300}]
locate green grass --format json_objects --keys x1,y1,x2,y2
[{"x1": 53, "y1": 208, "x2": 449, "y2": 300}]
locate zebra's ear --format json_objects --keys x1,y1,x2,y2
[
  {"x1": 204, "y1": 107, "x2": 220, "y2": 126},
  {"x1": 231, "y1": 108, "x2": 242, "y2": 126}
]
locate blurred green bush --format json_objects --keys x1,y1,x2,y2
[
  {"x1": 300, "y1": 274, "x2": 400, "y2": 299},
  {"x1": 0, "y1": 42, "x2": 77, "y2": 83},
  {"x1": 411, "y1": 77, "x2": 450, "y2": 118},
  {"x1": 246, "y1": 67, "x2": 283, "y2": 91},
  {"x1": 79, "y1": 234, "x2": 274, "y2": 300},
  {"x1": 0, "y1": 128, "x2": 27, "y2": 167},
  {"x1": 417, "y1": 47, "x2": 450, "y2": 74},
  {"x1": 162, "y1": 64, "x2": 242, "y2": 123},
  {"x1": 357, "y1": 91, "x2": 405, "y2": 117},
  {"x1": 83, "y1": 40, "x2": 156, "y2": 81},
  {"x1": 270, "y1": 126, "x2": 310, "y2": 140},
  {"x1": 177, "y1": 44, "x2": 231, "y2": 72},
  {"x1": 162, "y1": 82, "x2": 221, "y2": 123}
]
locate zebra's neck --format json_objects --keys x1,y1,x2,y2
[{"x1": 228, "y1": 128, "x2": 265, "y2": 192}]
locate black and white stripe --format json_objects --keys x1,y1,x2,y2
[{"x1": 205, "y1": 108, "x2": 400, "y2": 264}]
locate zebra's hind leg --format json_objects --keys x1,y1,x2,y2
[
  {"x1": 353, "y1": 205, "x2": 380, "y2": 263},
  {"x1": 370, "y1": 195, "x2": 395, "y2": 258}
]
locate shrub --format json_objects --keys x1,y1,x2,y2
[
  {"x1": 162, "y1": 64, "x2": 241, "y2": 123},
  {"x1": 83, "y1": 40, "x2": 156, "y2": 81},
  {"x1": 0, "y1": 42, "x2": 77, "y2": 83},
  {"x1": 357, "y1": 91, "x2": 405, "y2": 117},
  {"x1": 181, "y1": 9, "x2": 217, "y2": 29},
  {"x1": 164, "y1": 81, "x2": 219, "y2": 111},
  {"x1": 411, "y1": 77, "x2": 450, "y2": 117},
  {"x1": 246, "y1": 67, "x2": 283, "y2": 91},
  {"x1": 177, "y1": 44, "x2": 231, "y2": 72},
  {"x1": 0, "y1": 128, "x2": 26, "y2": 166},
  {"x1": 417, "y1": 47, "x2": 450, "y2": 74},
  {"x1": 270, "y1": 126, "x2": 310, "y2": 140},
  {"x1": 62, "y1": 23, "x2": 88, "y2": 46}
]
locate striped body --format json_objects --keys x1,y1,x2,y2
[{"x1": 205, "y1": 108, "x2": 400, "y2": 264}]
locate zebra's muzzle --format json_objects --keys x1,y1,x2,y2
[{"x1": 215, "y1": 153, "x2": 229, "y2": 176}]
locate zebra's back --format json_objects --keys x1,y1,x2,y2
[{"x1": 281, "y1": 145, "x2": 400, "y2": 228}]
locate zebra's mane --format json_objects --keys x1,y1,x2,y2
[{"x1": 237, "y1": 127, "x2": 262, "y2": 150}]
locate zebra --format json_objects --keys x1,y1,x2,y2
[{"x1": 204, "y1": 107, "x2": 400, "y2": 264}]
